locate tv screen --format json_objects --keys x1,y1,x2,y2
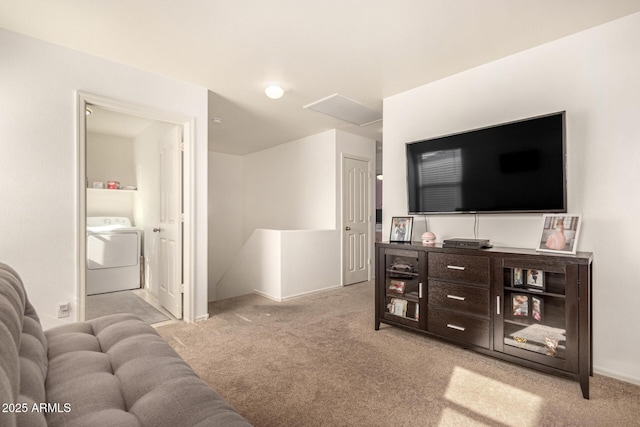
[{"x1": 406, "y1": 112, "x2": 566, "y2": 214}]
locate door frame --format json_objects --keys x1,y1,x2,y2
[
  {"x1": 340, "y1": 153, "x2": 373, "y2": 286},
  {"x1": 76, "y1": 92, "x2": 195, "y2": 322}
]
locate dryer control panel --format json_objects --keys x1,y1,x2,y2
[{"x1": 87, "y1": 216, "x2": 132, "y2": 228}]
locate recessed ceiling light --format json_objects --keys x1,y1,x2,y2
[{"x1": 265, "y1": 84, "x2": 284, "y2": 100}]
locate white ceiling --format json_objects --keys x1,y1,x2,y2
[
  {"x1": 86, "y1": 106, "x2": 156, "y2": 139},
  {"x1": 2, "y1": 0, "x2": 640, "y2": 155}
]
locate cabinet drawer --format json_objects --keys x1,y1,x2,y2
[
  {"x1": 428, "y1": 280, "x2": 489, "y2": 317},
  {"x1": 428, "y1": 252, "x2": 490, "y2": 284},
  {"x1": 428, "y1": 309, "x2": 490, "y2": 349}
]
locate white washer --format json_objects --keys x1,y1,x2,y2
[{"x1": 86, "y1": 217, "x2": 142, "y2": 295}]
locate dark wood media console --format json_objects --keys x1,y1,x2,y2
[{"x1": 375, "y1": 242, "x2": 593, "y2": 398}]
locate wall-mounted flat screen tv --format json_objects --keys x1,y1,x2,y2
[{"x1": 406, "y1": 112, "x2": 566, "y2": 214}]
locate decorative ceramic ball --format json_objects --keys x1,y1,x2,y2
[{"x1": 422, "y1": 231, "x2": 436, "y2": 245}]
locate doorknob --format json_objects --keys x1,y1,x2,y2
[
  {"x1": 153, "y1": 227, "x2": 161, "y2": 232},
  {"x1": 345, "y1": 226, "x2": 351, "y2": 231}
]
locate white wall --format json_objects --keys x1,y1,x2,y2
[
  {"x1": 383, "y1": 13, "x2": 640, "y2": 384},
  {"x1": 242, "y1": 130, "x2": 337, "y2": 241},
  {"x1": 209, "y1": 129, "x2": 376, "y2": 301},
  {"x1": 212, "y1": 130, "x2": 339, "y2": 301},
  {"x1": 86, "y1": 132, "x2": 136, "y2": 219},
  {"x1": 215, "y1": 228, "x2": 343, "y2": 302},
  {"x1": 215, "y1": 229, "x2": 283, "y2": 300},
  {"x1": 0, "y1": 29, "x2": 209, "y2": 328},
  {"x1": 86, "y1": 190, "x2": 134, "y2": 219},
  {"x1": 280, "y1": 231, "x2": 341, "y2": 298},
  {"x1": 87, "y1": 132, "x2": 136, "y2": 188},
  {"x1": 208, "y1": 151, "x2": 244, "y2": 301}
]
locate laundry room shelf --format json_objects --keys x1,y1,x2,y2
[{"x1": 87, "y1": 188, "x2": 137, "y2": 193}]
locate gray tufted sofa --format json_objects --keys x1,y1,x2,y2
[{"x1": 0, "y1": 263, "x2": 252, "y2": 427}]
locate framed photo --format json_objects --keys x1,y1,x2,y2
[
  {"x1": 537, "y1": 214, "x2": 581, "y2": 254},
  {"x1": 389, "y1": 217, "x2": 413, "y2": 243},
  {"x1": 532, "y1": 296, "x2": 543, "y2": 322},
  {"x1": 387, "y1": 298, "x2": 408, "y2": 317},
  {"x1": 387, "y1": 280, "x2": 406, "y2": 295},
  {"x1": 513, "y1": 268, "x2": 524, "y2": 287},
  {"x1": 512, "y1": 294, "x2": 529, "y2": 317},
  {"x1": 526, "y1": 269, "x2": 544, "y2": 290}
]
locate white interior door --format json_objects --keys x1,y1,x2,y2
[
  {"x1": 343, "y1": 157, "x2": 370, "y2": 285},
  {"x1": 158, "y1": 125, "x2": 183, "y2": 318}
]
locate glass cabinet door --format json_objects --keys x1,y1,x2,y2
[
  {"x1": 496, "y1": 261, "x2": 578, "y2": 372},
  {"x1": 380, "y1": 248, "x2": 426, "y2": 330}
]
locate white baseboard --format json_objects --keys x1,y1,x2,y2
[
  {"x1": 281, "y1": 285, "x2": 343, "y2": 301},
  {"x1": 594, "y1": 366, "x2": 640, "y2": 386},
  {"x1": 195, "y1": 313, "x2": 210, "y2": 322},
  {"x1": 253, "y1": 289, "x2": 282, "y2": 302},
  {"x1": 254, "y1": 284, "x2": 343, "y2": 303}
]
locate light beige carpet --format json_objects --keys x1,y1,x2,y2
[{"x1": 157, "y1": 281, "x2": 640, "y2": 427}]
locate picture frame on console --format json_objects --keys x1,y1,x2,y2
[
  {"x1": 389, "y1": 217, "x2": 413, "y2": 243},
  {"x1": 513, "y1": 268, "x2": 524, "y2": 287},
  {"x1": 526, "y1": 269, "x2": 544, "y2": 290},
  {"x1": 512, "y1": 294, "x2": 529, "y2": 317},
  {"x1": 532, "y1": 296, "x2": 543, "y2": 322},
  {"x1": 537, "y1": 214, "x2": 582, "y2": 255},
  {"x1": 387, "y1": 279, "x2": 406, "y2": 295},
  {"x1": 388, "y1": 298, "x2": 407, "y2": 317}
]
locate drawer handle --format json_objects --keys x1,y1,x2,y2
[
  {"x1": 447, "y1": 294, "x2": 466, "y2": 301},
  {"x1": 447, "y1": 265, "x2": 466, "y2": 271},
  {"x1": 447, "y1": 324, "x2": 466, "y2": 332}
]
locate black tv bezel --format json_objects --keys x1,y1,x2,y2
[{"x1": 405, "y1": 111, "x2": 567, "y2": 215}]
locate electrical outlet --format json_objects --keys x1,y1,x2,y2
[{"x1": 57, "y1": 302, "x2": 70, "y2": 318}]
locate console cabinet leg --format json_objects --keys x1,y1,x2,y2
[{"x1": 580, "y1": 374, "x2": 590, "y2": 399}]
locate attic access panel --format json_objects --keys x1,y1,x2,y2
[{"x1": 303, "y1": 93, "x2": 382, "y2": 126}]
